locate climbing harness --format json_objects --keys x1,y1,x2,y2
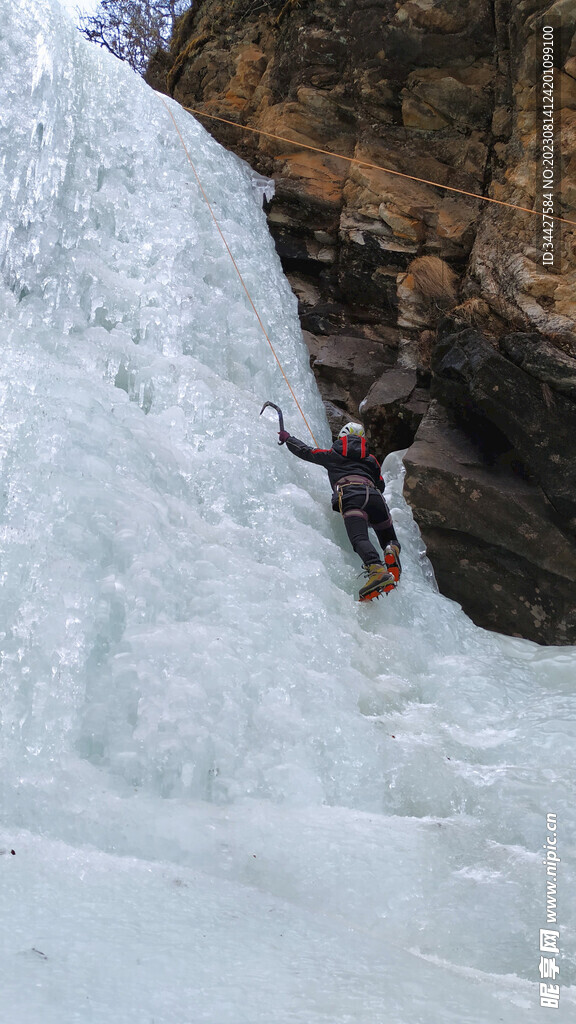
[
  {"x1": 335, "y1": 475, "x2": 378, "y2": 516},
  {"x1": 161, "y1": 98, "x2": 318, "y2": 446}
]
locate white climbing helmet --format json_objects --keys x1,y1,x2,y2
[{"x1": 338, "y1": 422, "x2": 365, "y2": 439}]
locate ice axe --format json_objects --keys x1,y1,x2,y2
[{"x1": 260, "y1": 401, "x2": 285, "y2": 444}]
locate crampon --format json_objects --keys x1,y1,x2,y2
[{"x1": 358, "y1": 563, "x2": 397, "y2": 602}]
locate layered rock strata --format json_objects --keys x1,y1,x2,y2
[{"x1": 151, "y1": 0, "x2": 576, "y2": 643}]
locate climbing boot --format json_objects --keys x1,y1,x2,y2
[
  {"x1": 384, "y1": 544, "x2": 402, "y2": 584},
  {"x1": 358, "y1": 562, "x2": 396, "y2": 601}
]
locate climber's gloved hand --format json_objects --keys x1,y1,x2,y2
[{"x1": 278, "y1": 430, "x2": 290, "y2": 444}]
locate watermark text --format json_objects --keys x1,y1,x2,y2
[
  {"x1": 539, "y1": 813, "x2": 560, "y2": 1008},
  {"x1": 541, "y1": 26, "x2": 555, "y2": 266}
]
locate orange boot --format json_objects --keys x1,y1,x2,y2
[
  {"x1": 384, "y1": 544, "x2": 401, "y2": 585},
  {"x1": 358, "y1": 563, "x2": 396, "y2": 601}
]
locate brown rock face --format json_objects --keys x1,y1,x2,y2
[
  {"x1": 404, "y1": 402, "x2": 576, "y2": 646},
  {"x1": 155, "y1": 0, "x2": 576, "y2": 643},
  {"x1": 432, "y1": 326, "x2": 576, "y2": 529},
  {"x1": 161, "y1": 0, "x2": 492, "y2": 363}
]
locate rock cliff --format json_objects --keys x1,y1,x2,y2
[{"x1": 150, "y1": 0, "x2": 576, "y2": 644}]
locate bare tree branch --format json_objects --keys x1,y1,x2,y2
[{"x1": 79, "y1": 1, "x2": 189, "y2": 76}]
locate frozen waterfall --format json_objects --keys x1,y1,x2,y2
[{"x1": 0, "y1": 1, "x2": 574, "y2": 1021}]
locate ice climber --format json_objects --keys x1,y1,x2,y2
[{"x1": 278, "y1": 422, "x2": 402, "y2": 601}]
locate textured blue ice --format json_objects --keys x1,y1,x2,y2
[{"x1": 0, "y1": 2, "x2": 575, "y2": 1021}]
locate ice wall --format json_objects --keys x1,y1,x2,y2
[{"x1": 0, "y1": 2, "x2": 574, "y2": 1022}]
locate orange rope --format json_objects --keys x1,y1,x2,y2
[
  {"x1": 162, "y1": 99, "x2": 318, "y2": 445},
  {"x1": 184, "y1": 105, "x2": 576, "y2": 229}
]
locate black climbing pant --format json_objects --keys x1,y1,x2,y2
[{"x1": 340, "y1": 487, "x2": 399, "y2": 566}]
